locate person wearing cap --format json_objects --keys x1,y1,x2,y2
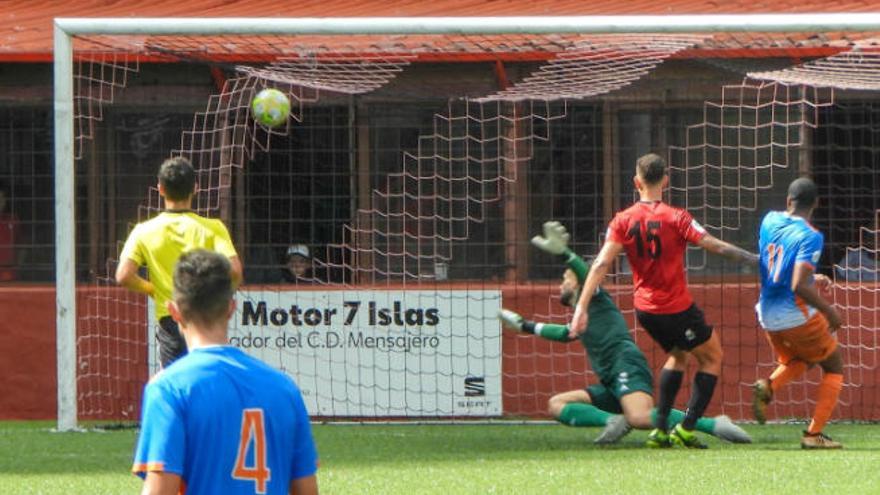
[{"x1": 282, "y1": 244, "x2": 314, "y2": 283}]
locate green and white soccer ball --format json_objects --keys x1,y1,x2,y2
[{"x1": 251, "y1": 88, "x2": 290, "y2": 128}]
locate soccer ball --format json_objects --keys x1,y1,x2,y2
[{"x1": 251, "y1": 88, "x2": 290, "y2": 128}]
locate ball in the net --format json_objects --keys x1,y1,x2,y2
[{"x1": 251, "y1": 88, "x2": 290, "y2": 127}]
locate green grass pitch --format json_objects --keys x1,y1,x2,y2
[{"x1": 2, "y1": 421, "x2": 879, "y2": 494}]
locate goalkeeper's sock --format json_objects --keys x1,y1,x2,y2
[
  {"x1": 694, "y1": 416, "x2": 716, "y2": 435},
  {"x1": 807, "y1": 373, "x2": 843, "y2": 435},
  {"x1": 769, "y1": 360, "x2": 808, "y2": 394},
  {"x1": 682, "y1": 371, "x2": 718, "y2": 430},
  {"x1": 651, "y1": 408, "x2": 716, "y2": 435},
  {"x1": 655, "y1": 369, "x2": 683, "y2": 432},
  {"x1": 558, "y1": 403, "x2": 613, "y2": 427},
  {"x1": 524, "y1": 322, "x2": 572, "y2": 343}
]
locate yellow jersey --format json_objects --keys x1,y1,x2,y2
[{"x1": 120, "y1": 211, "x2": 237, "y2": 319}]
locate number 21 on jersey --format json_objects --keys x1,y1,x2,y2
[{"x1": 232, "y1": 408, "x2": 271, "y2": 493}]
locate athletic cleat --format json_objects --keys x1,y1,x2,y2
[
  {"x1": 594, "y1": 414, "x2": 632, "y2": 445},
  {"x1": 497, "y1": 309, "x2": 524, "y2": 332},
  {"x1": 645, "y1": 428, "x2": 672, "y2": 448},
  {"x1": 752, "y1": 379, "x2": 773, "y2": 425},
  {"x1": 712, "y1": 415, "x2": 752, "y2": 443},
  {"x1": 801, "y1": 431, "x2": 843, "y2": 449},
  {"x1": 670, "y1": 423, "x2": 708, "y2": 449}
]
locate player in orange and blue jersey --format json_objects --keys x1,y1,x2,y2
[
  {"x1": 132, "y1": 249, "x2": 318, "y2": 494},
  {"x1": 753, "y1": 177, "x2": 845, "y2": 449}
]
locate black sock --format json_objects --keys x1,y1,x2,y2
[
  {"x1": 656, "y1": 369, "x2": 684, "y2": 432},
  {"x1": 522, "y1": 321, "x2": 536, "y2": 333},
  {"x1": 682, "y1": 371, "x2": 718, "y2": 430}
]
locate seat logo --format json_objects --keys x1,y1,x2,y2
[{"x1": 464, "y1": 376, "x2": 485, "y2": 397}]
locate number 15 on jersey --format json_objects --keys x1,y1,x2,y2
[{"x1": 627, "y1": 220, "x2": 663, "y2": 259}]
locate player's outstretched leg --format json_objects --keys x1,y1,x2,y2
[
  {"x1": 594, "y1": 415, "x2": 632, "y2": 445},
  {"x1": 548, "y1": 390, "x2": 613, "y2": 428},
  {"x1": 711, "y1": 415, "x2": 752, "y2": 444},
  {"x1": 596, "y1": 391, "x2": 653, "y2": 445}
]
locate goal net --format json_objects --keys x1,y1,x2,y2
[{"x1": 58, "y1": 18, "x2": 880, "y2": 427}]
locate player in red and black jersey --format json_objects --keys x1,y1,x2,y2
[{"x1": 570, "y1": 153, "x2": 758, "y2": 448}]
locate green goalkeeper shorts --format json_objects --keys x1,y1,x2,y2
[{"x1": 586, "y1": 349, "x2": 654, "y2": 414}]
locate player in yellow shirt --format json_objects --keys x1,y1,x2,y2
[{"x1": 116, "y1": 157, "x2": 243, "y2": 368}]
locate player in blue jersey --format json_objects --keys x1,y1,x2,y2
[
  {"x1": 753, "y1": 177, "x2": 844, "y2": 449},
  {"x1": 132, "y1": 249, "x2": 318, "y2": 494}
]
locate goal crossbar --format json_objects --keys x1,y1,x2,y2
[
  {"x1": 54, "y1": 14, "x2": 880, "y2": 36},
  {"x1": 53, "y1": 14, "x2": 880, "y2": 431}
]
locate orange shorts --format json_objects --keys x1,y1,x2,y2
[{"x1": 766, "y1": 313, "x2": 838, "y2": 365}]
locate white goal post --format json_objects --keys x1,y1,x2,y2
[{"x1": 53, "y1": 13, "x2": 880, "y2": 431}]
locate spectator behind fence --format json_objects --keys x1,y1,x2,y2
[
  {"x1": 0, "y1": 182, "x2": 20, "y2": 282},
  {"x1": 282, "y1": 243, "x2": 316, "y2": 284}
]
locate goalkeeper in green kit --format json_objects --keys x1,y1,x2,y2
[{"x1": 499, "y1": 221, "x2": 751, "y2": 445}]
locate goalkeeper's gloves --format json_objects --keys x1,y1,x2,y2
[
  {"x1": 498, "y1": 309, "x2": 525, "y2": 331},
  {"x1": 531, "y1": 220, "x2": 570, "y2": 255}
]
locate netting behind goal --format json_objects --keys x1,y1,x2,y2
[{"x1": 68, "y1": 28, "x2": 880, "y2": 423}]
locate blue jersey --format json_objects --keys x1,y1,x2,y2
[
  {"x1": 756, "y1": 211, "x2": 824, "y2": 331},
  {"x1": 132, "y1": 346, "x2": 317, "y2": 494}
]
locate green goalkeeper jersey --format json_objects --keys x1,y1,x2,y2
[{"x1": 563, "y1": 249, "x2": 644, "y2": 385}]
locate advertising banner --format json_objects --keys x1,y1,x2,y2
[{"x1": 151, "y1": 289, "x2": 502, "y2": 416}]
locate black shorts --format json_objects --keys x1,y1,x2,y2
[
  {"x1": 157, "y1": 316, "x2": 188, "y2": 368},
  {"x1": 636, "y1": 304, "x2": 713, "y2": 352}
]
